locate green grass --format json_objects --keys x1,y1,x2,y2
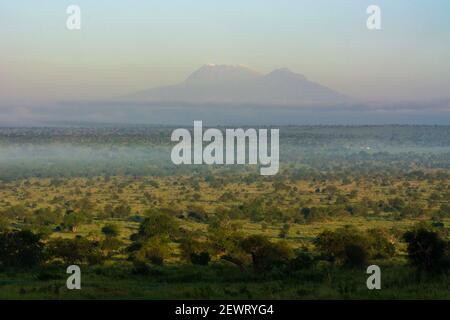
[{"x1": 1, "y1": 262, "x2": 449, "y2": 300}]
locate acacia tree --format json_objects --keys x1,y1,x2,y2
[
  {"x1": 137, "y1": 211, "x2": 179, "y2": 240},
  {"x1": 0, "y1": 230, "x2": 44, "y2": 268},
  {"x1": 101, "y1": 224, "x2": 120, "y2": 238},
  {"x1": 314, "y1": 226, "x2": 370, "y2": 267},
  {"x1": 62, "y1": 212, "x2": 87, "y2": 232},
  {"x1": 241, "y1": 235, "x2": 294, "y2": 271},
  {"x1": 403, "y1": 227, "x2": 448, "y2": 275},
  {"x1": 46, "y1": 237, "x2": 104, "y2": 265},
  {"x1": 128, "y1": 210, "x2": 179, "y2": 266}
]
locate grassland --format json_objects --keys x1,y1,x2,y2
[{"x1": 0, "y1": 126, "x2": 449, "y2": 299}]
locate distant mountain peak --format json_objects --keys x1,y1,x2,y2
[
  {"x1": 201, "y1": 63, "x2": 257, "y2": 70},
  {"x1": 124, "y1": 64, "x2": 349, "y2": 105},
  {"x1": 270, "y1": 67, "x2": 293, "y2": 74},
  {"x1": 185, "y1": 64, "x2": 261, "y2": 84},
  {"x1": 266, "y1": 68, "x2": 307, "y2": 81}
]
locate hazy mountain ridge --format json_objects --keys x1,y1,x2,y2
[{"x1": 123, "y1": 64, "x2": 349, "y2": 105}]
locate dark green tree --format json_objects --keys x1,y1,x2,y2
[
  {"x1": 403, "y1": 227, "x2": 448, "y2": 274},
  {"x1": 0, "y1": 230, "x2": 44, "y2": 268}
]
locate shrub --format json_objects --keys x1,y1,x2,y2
[
  {"x1": 0, "y1": 230, "x2": 44, "y2": 268},
  {"x1": 132, "y1": 260, "x2": 152, "y2": 275},
  {"x1": 46, "y1": 237, "x2": 104, "y2": 265},
  {"x1": 62, "y1": 212, "x2": 88, "y2": 232},
  {"x1": 137, "y1": 211, "x2": 179, "y2": 240},
  {"x1": 190, "y1": 252, "x2": 211, "y2": 266},
  {"x1": 403, "y1": 227, "x2": 448, "y2": 274},
  {"x1": 101, "y1": 224, "x2": 120, "y2": 237},
  {"x1": 101, "y1": 237, "x2": 123, "y2": 254},
  {"x1": 314, "y1": 226, "x2": 370, "y2": 267},
  {"x1": 302, "y1": 207, "x2": 328, "y2": 223},
  {"x1": 187, "y1": 211, "x2": 208, "y2": 223},
  {"x1": 289, "y1": 250, "x2": 315, "y2": 270},
  {"x1": 241, "y1": 235, "x2": 294, "y2": 271},
  {"x1": 314, "y1": 226, "x2": 397, "y2": 266},
  {"x1": 279, "y1": 223, "x2": 290, "y2": 238},
  {"x1": 111, "y1": 203, "x2": 132, "y2": 218},
  {"x1": 131, "y1": 237, "x2": 169, "y2": 266},
  {"x1": 366, "y1": 228, "x2": 395, "y2": 259},
  {"x1": 389, "y1": 197, "x2": 405, "y2": 211},
  {"x1": 344, "y1": 244, "x2": 367, "y2": 268},
  {"x1": 179, "y1": 237, "x2": 205, "y2": 261},
  {"x1": 0, "y1": 216, "x2": 8, "y2": 232}
]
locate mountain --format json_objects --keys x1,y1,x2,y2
[
  {"x1": 123, "y1": 64, "x2": 349, "y2": 105},
  {"x1": 185, "y1": 64, "x2": 261, "y2": 84}
]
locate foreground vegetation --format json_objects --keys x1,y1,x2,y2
[{"x1": 0, "y1": 125, "x2": 449, "y2": 299}]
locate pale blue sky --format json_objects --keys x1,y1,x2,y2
[{"x1": 1, "y1": 0, "x2": 449, "y2": 104}]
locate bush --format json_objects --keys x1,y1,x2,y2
[
  {"x1": 289, "y1": 250, "x2": 315, "y2": 270},
  {"x1": 131, "y1": 260, "x2": 152, "y2": 275},
  {"x1": 179, "y1": 237, "x2": 205, "y2": 262},
  {"x1": 36, "y1": 265, "x2": 65, "y2": 280},
  {"x1": 101, "y1": 202, "x2": 132, "y2": 219},
  {"x1": 0, "y1": 216, "x2": 9, "y2": 232},
  {"x1": 0, "y1": 230, "x2": 44, "y2": 268},
  {"x1": 131, "y1": 237, "x2": 169, "y2": 266},
  {"x1": 101, "y1": 237, "x2": 123, "y2": 254},
  {"x1": 241, "y1": 235, "x2": 294, "y2": 271},
  {"x1": 278, "y1": 223, "x2": 290, "y2": 238},
  {"x1": 314, "y1": 226, "x2": 396, "y2": 267},
  {"x1": 62, "y1": 212, "x2": 88, "y2": 232},
  {"x1": 301, "y1": 207, "x2": 328, "y2": 223},
  {"x1": 403, "y1": 227, "x2": 448, "y2": 274},
  {"x1": 366, "y1": 228, "x2": 395, "y2": 259},
  {"x1": 137, "y1": 211, "x2": 179, "y2": 240},
  {"x1": 344, "y1": 244, "x2": 367, "y2": 268},
  {"x1": 46, "y1": 237, "x2": 104, "y2": 265},
  {"x1": 314, "y1": 226, "x2": 370, "y2": 267},
  {"x1": 101, "y1": 224, "x2": 120, "y2": 237},
  {"x1": 190, "y1": 252, "x2": 211, "y2": 266}
]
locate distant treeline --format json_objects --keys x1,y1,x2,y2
[{"x1": 0, "y1": 126, "x2": 450, "y2": 180}]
